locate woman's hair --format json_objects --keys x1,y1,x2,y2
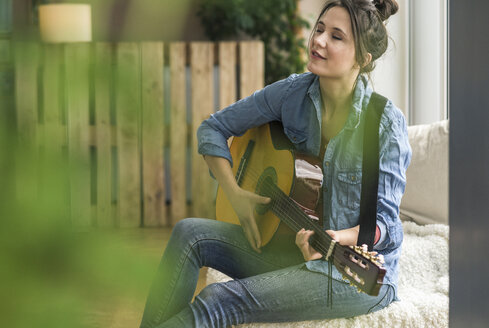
[{"x1": 310, "y1": 0, "x2": 399, "y2": 75}]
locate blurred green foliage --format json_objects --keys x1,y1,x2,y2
[
  {"x1": 0, "y1": 53, "x2": 160, "y2": 328},
  {"x1": 196, "y1": 0, "x2": 310, "y2": 85},
  {"x1": 0, "y1": 143, "x2": 158, "y2": 327}
]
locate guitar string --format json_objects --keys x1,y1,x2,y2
[
  {"x1": 241, "y1": 168, "x2": 341, "y2": 305},
  {"x1": 236, "y1": 166, "x2": 324, "y2": 231},
  {"x1": 223, "y1": 163, "x2": 384, "y2": 295},
  {"x1": 239, "y1": 167, "x2": 339, "y2": 304},
  {"x1": 242, "y1": 168, "x2": 346, "y2": 259},
  {"x1": 238, "y1": 164, "x2": 327, "y2": 232},
  {"x1": 232, "y1": 165, "x2": 383, "y2": 292},
  {"x1": 231, "y1": 164, "x2": 346, "y2": 264},
  {"x1": 236, "y1": 163, "x2": 382, "y2": 275}
]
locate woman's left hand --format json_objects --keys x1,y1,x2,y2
[
  {"x1": 296, "y1": 225, "x2": 360, "y2": 261},
  {"x1": 295, "y1": 229, "x2": 323, "y2": 261},
  {"x1": 326, "y1": 225, "x2": 360, "y2": 247}
]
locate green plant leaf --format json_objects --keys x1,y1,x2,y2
[{"x1": 196, "y1": 0, "x2": 310, "y2": 84}]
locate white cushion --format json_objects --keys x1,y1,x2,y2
[{"x1": 400, "y1": 120, "x2": 449, "y2": 225}]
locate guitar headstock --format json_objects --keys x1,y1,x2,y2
[{"x1": 332, "y1": 244, "x2": 386, "y2": 296}]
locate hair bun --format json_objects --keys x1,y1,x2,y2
[{"x1": 373, "y1": 0, "x2": 399, "y2": 21}]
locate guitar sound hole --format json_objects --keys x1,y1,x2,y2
[{"x1": 255, "y1": 167, "x2": 277, "y2": 215}]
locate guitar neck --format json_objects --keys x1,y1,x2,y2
[{"x1": 267, "y1": 183, "x2": 337, "y2": 260}]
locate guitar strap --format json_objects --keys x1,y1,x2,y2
[{"x1": 357, "y1": 92, "x2": 388, "y2": 251}]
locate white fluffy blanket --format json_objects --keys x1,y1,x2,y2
[{"x1": 205, "y1": 221, "x2": 449, "y2": 328}]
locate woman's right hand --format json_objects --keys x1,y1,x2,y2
[
  {"x1": 227, "y1": 187, "x2": 271, "y2": 253},
  {"x1": 202, "y1": 155, "x2": 270, "y2": 253}
]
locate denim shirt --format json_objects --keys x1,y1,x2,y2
[{"x1": 197, "y1": 72, "x2": 412, "y2": 298}]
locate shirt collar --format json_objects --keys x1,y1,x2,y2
[
  {"x1": 346, "y1": 74, "x2": 368, "y2": 130},
  {"x1": 307, "y1": 74, "x2": 369, "y2": 131}
]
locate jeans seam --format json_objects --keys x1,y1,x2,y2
[
  {"x1": 153, "y1": 238, "x2": 199, "y2": 325},
  {"x1": 200, "y1": 236, "x2": 287, "y2": 269},
  {"x1": 367, "y1": 284, "x2": 391, "y2": 314}
]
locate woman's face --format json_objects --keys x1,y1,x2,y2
[{"x1": 307, "y1": 6, "x2": 359, "y2": 80}]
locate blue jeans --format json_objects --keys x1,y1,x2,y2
[{"x1": 139, "y1": 218, "x2": 394, "y2": 328}]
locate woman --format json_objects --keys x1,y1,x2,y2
[{"x1": 140, "y1": 0, "x2": 411, "y2": 327}]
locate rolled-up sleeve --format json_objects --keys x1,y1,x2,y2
[
  {"x1": 374, "y1": 108, "x2": 412, "y2": 251},
  {"x1": 197, "y1": 75, "x2": 296, "y2": 167}
]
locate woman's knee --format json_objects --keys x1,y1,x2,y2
[
  {"x1": 172, "y1": 217, "x2": 198, "y2": 233},
  {"x1": 170, "y1": 218, "x2": 216, "y2": 266},
  {"x1": 171, "y1": 218, "x2": 207, "y2": 242}
]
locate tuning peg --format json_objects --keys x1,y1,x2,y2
[
  {"x1": 372, "y1": 254, "x2": 384, "y2": 264},
  {"x1": 361, "y1": 244, "x2": 368, "y2": 253}
]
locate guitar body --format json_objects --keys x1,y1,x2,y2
[{"x1": 216, "y1": 122, "x2": 323, "y2": 246}]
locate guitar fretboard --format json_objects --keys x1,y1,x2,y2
[{"x1": 264, "y1": 182, "x2": 337, "y2": 259}]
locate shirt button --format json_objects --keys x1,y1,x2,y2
[{"x1": 325, "y1": 161, "x2": 330, "y2": 167}]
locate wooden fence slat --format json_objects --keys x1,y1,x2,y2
[
  {"x1": 15, "y1": 42, "x2": 39, "y2": 146},
  {"x1": 239, "y1": 41, "x2": 265, "y2": 99},
  {"x1": 190, "y1": 42, "x2": 215, "y2": 219},
  {"x1": 94, "y1": 43, "x2": 113, "y2": 227},
  {"x1": 42, "y1": 44, "x2": 63, "y2": 152},
  {"x1": 14, "y1": 42, "x2": 39, "y2": 203},
  {"x1": 141, "y1": 42, "x2": 166, "y2": 227},
  {"x1": 65, "y1": 43, "x2": 91, "y2": 229},
  {"x1": 169, "y1": 42, "x2": 187, "y2": 225},
  {"x1": 218, "y1": 42, "x2": 237, "y2": 148},
  {"x1": 218, "y1": 42, "x2": 237, "y2": 108},
  {"x1": 40, "y1": 44, "x2": 71, "y2": 223},
  {"x1": 116, "y1": 43, "x2": 141, "y2": 228}
]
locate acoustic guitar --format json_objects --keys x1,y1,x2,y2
[{"x1": 215, "y1": 122, "x2": 386, "y2": 296}]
